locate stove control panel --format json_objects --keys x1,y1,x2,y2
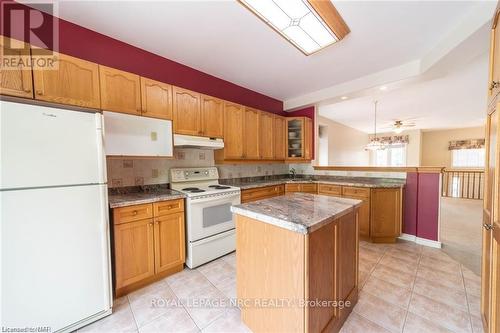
[{"x1": 170, "y1": 167, "x2": 219, "y2": 183}]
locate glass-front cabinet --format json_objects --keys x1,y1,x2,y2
[{"x1": 286, "y1": 117, "x2": 312, "y2": 161}]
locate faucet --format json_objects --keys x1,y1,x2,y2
[{"x1": 289, "y1": 168, "x2": 296, "y2": 179}]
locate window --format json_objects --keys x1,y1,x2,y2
[
  {"x1": 451, "y1": 148, "x2": 485, "y2": 168},
  {"x1": 372, "y1": 144, "x2": 407, "y2": 167}
]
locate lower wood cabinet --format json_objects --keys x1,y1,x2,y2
[
  {"x1": 341, "y1": 186, "x2": 371, "y2": 239},
  {"x1": 112, "y1": 199, "x2": 185, "y2": 296},
  {"x1": 284, "y1": 182, "x2": 318, "y2": 193},
  {"x1": 241, "y1": 185, "x2": 284, "y2": 203}
]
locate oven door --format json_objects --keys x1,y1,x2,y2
[{"x1": 187, "y1": 191, "x2": 240, "y2": 242}]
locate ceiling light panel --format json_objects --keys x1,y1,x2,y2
[{"x1": 239, "y1": 0, "x2": 346, "y2": 55}]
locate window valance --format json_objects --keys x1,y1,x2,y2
[
  {"x1": 448, "y1": 139, "x2": 485, "y2": 150},
  {"x1": 368, "y1": 135, "x2": 409, "y2": 145}
]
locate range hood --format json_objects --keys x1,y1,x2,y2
[{"x1": 173, "y1": 134, "x2": 224, "y2": 149}]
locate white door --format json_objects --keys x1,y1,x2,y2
[
  {"x1": 1, "y1": 184, "x2": 112, "y2": 331},
  {"x1": 0, "y1": 101, "x2": 105, "y2": 189}
]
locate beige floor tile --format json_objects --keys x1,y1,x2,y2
[
  {"x1": 470, "y1": 315, "x2": 485, "y2": 333},
  {"x1": 360, "y1": 241, "x2": 390, "y2": 254},
  {"x1": 138, "y1": 307, "x2": 199, "y2": 333},
  {"x1": 340, "y1": 312, "x2": 392, "y2": 333},
  {"x1": 417, "y1": 265, "x2": 465, "y2": 291},
  {"x1": 467, "y1": 294, "x2": 481, "y2": 318},
  {"x1": 197, "y1": 259, "x2": 235, "y2": 289},
  {"x1": 379, "y1": 254, "x2": 419, "y2": 275},
  {"x1": 462, "y1": 266, "x2": 481, "y2": 283},
  {"x1": 221, "y1": 251, "x2": 236, "y2": 268},
  {"x1": 421, "y1": 246, "x2": 456, "y2": 263},
  {"x1": 359, "y1": 269, "x2": 371, "y2": 289},
  {"x1": 391, "y1": 241, "x2": 423, "y2": 254},
  {"x1": 166, "y1": 268, "x2": 214, "y2": 299},
  {"x1": 413, "y1": 276, "x2": 468, "y2": 311},
  {"x1": 79, "y1": 297, "x2": 137, "y2": 333},
  {"x1": 419, "y1": 255, "x2": 462, "y2": 275},
  {"x1": 216, "y1": 275, "x2": 237, "y2": 300},
  {"x1": 360, "y1": 247, "x2": 384, "y2": 263},
  {"x1": 403, "y1": 312, "x2": 455, "y2": 333},
  {"x1": 371, "y1": 263, "x2": 416, "y2": 289},
  {"x1": 408, "y1": 293, "x2": 472, "y2": 333},
  {"x1": 363, "y1": 276, "x2": 412, "y2": 309},
  {"x1": 360, "y1": 259, "x2": 378, "y2": 273},
  {"x1": 464, "y1": 278, "x2": 481, "y2": 297},
  {"x1": 181, "y1": 285, "x2": 228, "y2": 329},
  {"x1": 201, "y1": 307, "x2": 251, "y2": 333},
  {"x1": 127, "y1": 280, "x2": 179, "y2": 328},
  {"x1": 353, "y1": 292, "x2": 407, "y2": 333},
  {"x1": 385, "y1": 248, "x2": 421, "y2": 262}
]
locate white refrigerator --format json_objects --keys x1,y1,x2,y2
[{"x1": 0, "y1": 101, "x2": 112, "y2": 332}]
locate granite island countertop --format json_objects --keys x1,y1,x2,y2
[
  {"x1": 221, "y1": 176, "x2": 405, "y2": 190},
  {"x1": 108, "y1": 185, "x2": 185, "y2": 208},
  {"x1": 231, "y1": 193, "x2": 362, "y2": 234}
]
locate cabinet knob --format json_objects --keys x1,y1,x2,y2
[
  {"x1": 24, "y1": 88, "x2": 31, "y2": 93},
  {"x1": 132, "y1": 210, "x2": 138, "y2": 215}
]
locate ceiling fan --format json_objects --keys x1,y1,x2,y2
[{"x1": 382, "y1": 119, "x2": 417, "y2": 134}]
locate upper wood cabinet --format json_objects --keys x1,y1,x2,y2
[
  {"x1": 201, "y1": 94, "x2": 224, "y2": 138},
  {"x1": 140, "y1": 77, "x2": 172, "y2": 120},
  {"x1": 273, "y1": 115, "x2": 286, "y2": 160},
  {"x1": 489, "y1": 9, "x2": 500, "y2": 103},
  {"x1": 286, "y1": 117, "x2": 313, "y2": 161},
  {"x1": 0, "y1": 36, "x2": 33, "y2": 98},
  {"x1": 172, "y1": 86, "x2": 201, "y2": 136},
  {"x1": 304, "y1": 117, "x2": 313, "y2": 160},
  {"x1": 259, "y1": 111, "x2": 274, "y2": 159},
  {"x1": 99, "y1": 65, "x2": 141, "y2": 115},
  {"x1": 244, "y1": 107, "x2": 260, "y2": 159},
  {"x1": 32, "y1": 52, "x2": 100, "y2": 108},
  {"x1": 221, "y1": 102, "x2": 245, "y2": 159}
]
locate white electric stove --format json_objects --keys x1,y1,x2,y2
[{"x1": 170, "y1": 167, "x2": 240, "y2": 268}]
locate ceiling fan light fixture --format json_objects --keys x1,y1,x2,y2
[{"x1": 393, "y1": 127, "x2": 404, "y2": 134}]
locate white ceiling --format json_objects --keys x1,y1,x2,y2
[
  {"x1": 318, "y1": 52, "x2": 489, "y2": 133},
  {"x1": 44, "y1": 0, "x2": 485, "y2": 101}
]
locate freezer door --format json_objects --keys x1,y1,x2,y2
[
  {"x1": 1, "y1": 184, "x2": 112, "y2": 331},
  {"x1": 0, "y1": 101, "x2": 106, "y2": 190}
]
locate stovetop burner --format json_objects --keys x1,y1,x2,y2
[
  {"x1": 189, "y1": 189, "x2": 206, "y2": 193},
  {"x1": 182, "y1": 187, "x2": 200, "y2": 191},
  {"x1": 208, "y1": 185, "x2": 231, "y2": 189}
]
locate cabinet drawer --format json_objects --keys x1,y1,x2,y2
[
  {"x1": 342, "y1": 186, "x2": 370, "y2": 199},
  {"x1": 318, "y1": 184, "x2": 342, "y2": 196},
  {"x1": 153, "y1": 199, "x2": 184, "y2": 217},
  {"x1": 285, "y1": 183, "x2": 301, "y2": 192},
  {"x1": 241, "y1": 185, "x2": 284, "y2": 203},
  {"x1": 301, "y1": 183, "x2": 318, "y2": 193},
  {"x1": 113, "y1": 203, "x2": 153, "y2": 225}
]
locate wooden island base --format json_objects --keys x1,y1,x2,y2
[{"x1": 235, "y1": 211, "x2": 359, "y2": 333}]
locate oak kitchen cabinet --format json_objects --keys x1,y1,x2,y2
[
  {"x1": 259, "y1": 111, "x2": 274, "y2": 159},
  {"x1": 243, "y1": 107, "x2": 260, "y2": 159},
  {"x1": 273, "y1": 115, "x2": 286, "y2": 160},
  {"x1": 241, "y1": 184, "x2": 285, "y2": 203},
  {"x1": 0, "y1": 36, "x2": 33, "y2": 98},
  {"x1": 112, "y1": 199, "x2": 185, "y2": 296},
  {"x1": 201, "y1": 94, "x2": 224, "y2": 138},
  {"x1": 140, "y1": 77, "x2": 173, "y2": 120},
  {"x1": 341, "y1": 186, "x2": 371, "y2": 239},
  {"x1": 99, "y1": 65, "x2": 141, "y2": 115},
  {"x1": 286, "y1": 117, "x2": 313, "y2": 161},
  {"x1": 284, "y1": 182, "x2": 318, "y2": 193},
  {"x1": 217, "y1": 101, "x2": 245, "y2": 159},
  {"x1": 33, "y1": 52, "x2": 101, "y2": 108},
  {"x1": 172, "y1": 86, "x2": 201, "y2": 136}
]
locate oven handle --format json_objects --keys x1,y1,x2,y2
[{"x1": 188, "y1": 191, "x2": 241, "y2": 204}]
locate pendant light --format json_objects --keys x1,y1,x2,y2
[{"x1": 364, "y1": 101, "x2": 386, "y2": 151}]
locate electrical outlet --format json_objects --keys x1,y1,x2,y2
[{"x1": 150, "y1": 132, "x2": 158, "y2": 141}]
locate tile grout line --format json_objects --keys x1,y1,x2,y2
[
  {"x1": 125, "y1": 295, "x2": 141, "y2": 332},
  {"x1": 460, "y1": 264, "x2": 475, "y2": 333},
  {"x1": 401, "y1": 247, "x2": 422, "y2": 333}
]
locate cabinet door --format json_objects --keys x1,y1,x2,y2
[
  {"x1": 489, "y1": 9, "x2": 500, "y2": 102},
  {"x1": 201, "y1": 94, "x2": 224, "y2": 138},
  {"x1": 33, "y1": 52, "x2": 100, "y2": 108},
  {"x1": 172, "y1": 86, "x2": 201, "y2": 136},
  {"x1": 244, "y1": 107, "x2": 260, "y2": 159},
  {"x1": 259, "y1": 112, "x2": 274, "y2": 159},
  {"x1": 99, "y1": 65, "x2": 141, "y2": 115},
  {"x1": 300, "y1": 183, "x2": 317, "y2": 193},
  {"x1": 223, "y1": 102, "x2": 244, "y2": 159},
  {"x1": 154, "y1": 212, "x2": 185, "y2": 273},
  {"x1": 370, "y1": 188, "x2": 401, "y2": 240},
  {"x1": 285, "y1": 183, "x2": 301, "y2": 193},
  {"x1": 337, "y1": 212, "x2": 358, "y2": 301},
  {"x1": 343, "y1": 194, "x2": 370, "y2": 238},
  {"x1": 140, "y1": 77, "x2": 172, "y2": 120},
  {"x1": 114, "y1": 218, "x2": 155, "y2": 289},
  {"x1": 0, "y1": 36, "x2": 33, "y2": 98},
  {"x1": 304, "y1": 117, "x2": 313, "y2": 160},
  {"x1": 286, "y1": 118, "x2": 304, "y2": 160},
  {"x1": 273, "y1": 115, "x2": 286, "y2": 160}
]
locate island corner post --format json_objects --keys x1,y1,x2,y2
[{"x1": 233, "y1": 196, "x2": 360, "y2": 333}]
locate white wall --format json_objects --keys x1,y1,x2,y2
[{"x1": 317, "y1": 116, "x2": 370, "y2": 166}]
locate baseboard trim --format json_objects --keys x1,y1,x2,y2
[{"x1": 398, "y1": 233, "x2": 442, "y2": 248}]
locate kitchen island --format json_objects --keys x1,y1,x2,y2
[{"x1": 231, "y1": 193, "x2": 362, "y2": 333}]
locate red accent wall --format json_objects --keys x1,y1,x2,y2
[
  {"x1": 286, "y1": 106, "x2": 315, "y2": 159},
  {"x1": 416, "y1": 173, "x2": 440, "y2": 241},
  {"x1": 0, "y1": 0, "x2": 284, "y2": 114},
  {"x1": 404, "y1": 172, "x2": 418, "y2": 236}
]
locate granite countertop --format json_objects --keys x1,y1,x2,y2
[
  {"x1": 108, "y1": 186, "x2": 185, "y2": 208},
  {"x1": 231, "y1": 193, "x2": 362, "y2": 234},
  {"x1": 223, "y1": 177, "x2": 405, "y2": 190}
]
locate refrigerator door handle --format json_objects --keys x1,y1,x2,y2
[{"x1": 95, "y1": 113, "x2": 107, "y2": 184}]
